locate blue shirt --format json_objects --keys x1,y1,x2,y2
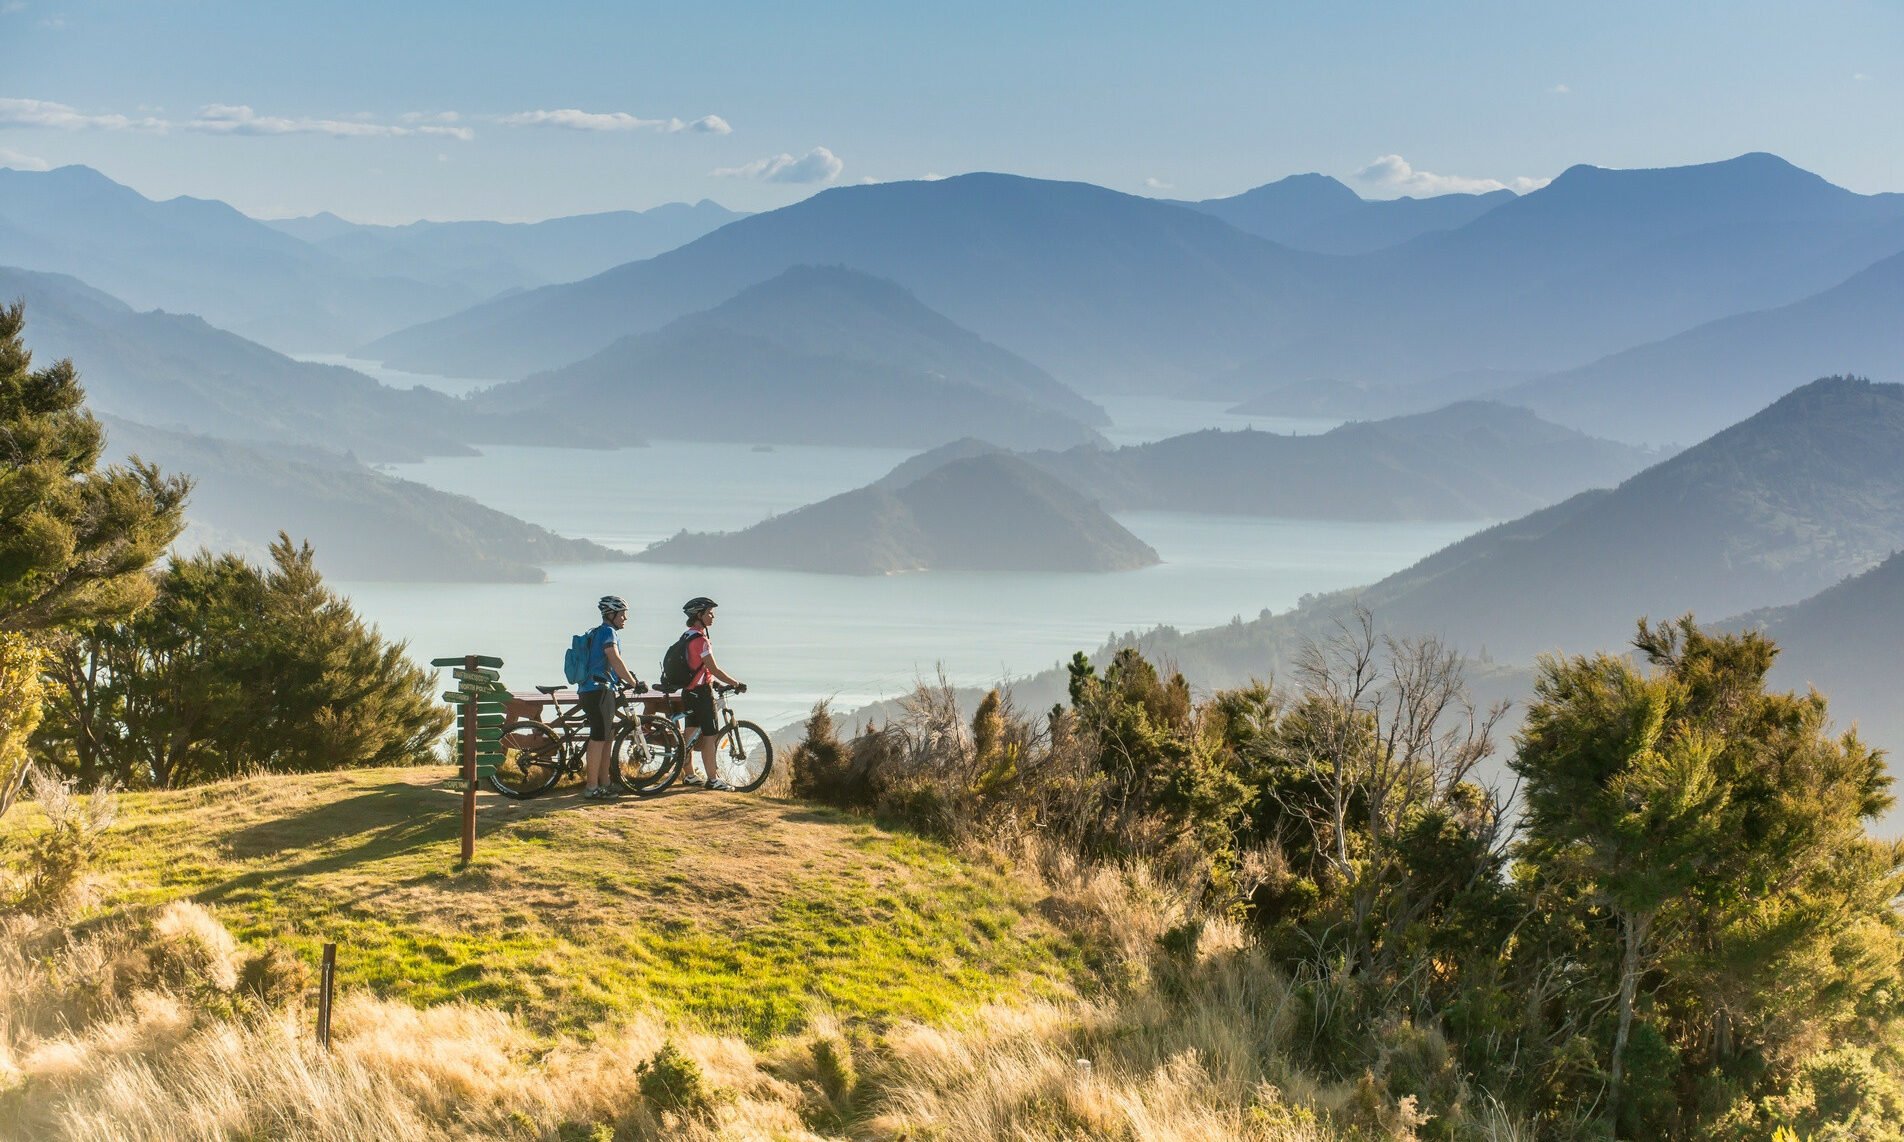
[{"x1": 576, "y1": 623, "x2": 620, "y2": 692}]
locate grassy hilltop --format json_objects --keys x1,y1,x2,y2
[{"x1": 11, "y1": 768, "x2": 1085, "y2": 1040}]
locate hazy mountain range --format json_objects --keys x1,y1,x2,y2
[
  {"x1": 1014, "y1": 401, "x2": 1663, "y2": 521},
  {"x1": 102, "y1": 419, "x2": 625, "y2": 583},
  {"x1": 1501, "y1": 245, "x2": 1904, "y2": 445},
  {"x1": 474, "y1": 265, "x2": 1109, "y2": 450},
  {"x1": 1224, "y1": 153, "x2": 1904, "y2": 396},
  {"x1": 362, "y1": 171, "x2": 1330, "y2": 388},
  {"x1": 1079, "y1": 376, "x2": 1904, "y2": 683},
  {"x1": 10, "y1": 156, "x2": 1902, "y2": 453},
  {"x1": 0, "y1": 165, "x2": 476, "y2": 351},
  {"x1": 263, "y1": 200, "x2": 742, "y2": 303},
  {"x1": 1180, "y1": 173, "x2": 1515, "y2": 255},
  {"x1": 362, "y1": 154, "x2": 1904, "y2": 438},
  {"x1": 1, "y1": 265, "x2": 490, "y2": 462},
  {"x1": 636, "y1": 451, "x2": 1159, "y2": 574},
  {"x1": 1735, "y1": 552, "x2": 1904, "y2": 756}
]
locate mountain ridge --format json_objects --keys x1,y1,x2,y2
[{"x1": 635, "y1": 451, "x2": 1160, "y2": 574}]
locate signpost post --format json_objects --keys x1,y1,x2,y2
[{"x1": 431, "y1": 654, "x2": 507, "y2": 863}]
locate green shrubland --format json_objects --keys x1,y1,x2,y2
[{"x1": 790, "y1": 611, "x2": 1904, "y2": 1139}]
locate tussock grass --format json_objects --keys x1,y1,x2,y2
[{"x1": 0, "y1": 768, "x2": 1515, "y2": 1139}]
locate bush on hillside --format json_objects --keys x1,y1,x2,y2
[
  {"x1": 32, "y1": 535, "x2": 450, "y2": 788},
  {"x1": 9, "y1": 765, "x2": 117, "y2": 915},
  {"x1": 790, "y1": 611, "x2": 1904, "y2": 1141}
]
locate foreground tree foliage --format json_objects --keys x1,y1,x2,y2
[
  {"x1": 34, "y1": 535, "x2": 450, "y2": 788},
  {"x1": 1513, "y1": 617, "x2": 1904, "y2": 1138},
  {"x1": 0, "y1": 302, "x2": 188, "y2": 816},
  {"x1": 793, "y1": 612, "x2": 1904, "y2": 1140}
]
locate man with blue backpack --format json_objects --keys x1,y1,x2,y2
[{"x1": 568, "y1": 595, "x2": 644, "y2": 800}]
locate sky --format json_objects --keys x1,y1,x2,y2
[{"x1": 2, "y1": 1, "x2": 1900, "y2": 224}]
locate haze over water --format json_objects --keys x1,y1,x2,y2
[{"x1": 342, "y1": 403, "x2": 1482, "y2": 728}]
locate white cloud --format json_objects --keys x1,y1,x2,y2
[
  {"x1": 499, "y1": 108, "x2": 732, "y2": 135},
  {"x1": 712, "y1": 146, "x2": 844, "y2": 184},
  {"x1": 0, "y1": 97, "x2": 166, "y2": 131},
  {"x1": 401, "y1": 111, "x2": 462, "y2": 124},
  {"x1": 1853, "y1": 72, "x2": 1870, "y2": 81},
  {"x1": 0, "y1": 97, "x2": 475, "y2": 140},
  {"x1": 1144, "y1": 176, "x2": 1174, "y2": 191},
  {"x1": 1549, "y1": 83, "x2": 1571, "y2": 95},
  {"x1": 187, "y1": 104, "x2": 474, "y2": 140},
  {"x1": 1, "y1": 2, "x2": 27, "y2": 14},
  {"x1": 0, "y1": 146, "x2": 48, "y2": 170},
  {"x1": 1353, "y1": 154, "x2": 1548, "y2": 197}
]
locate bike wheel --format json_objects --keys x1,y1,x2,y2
[
  {"x1": 717, "y1": 720, "x2": 774, "y2": 793},
  {"x1": 489, "y1": 721, "x2": 562, "y2": 798},
  {"x1": 613, "y1": 714, "x2": 685, "y2": 795}
]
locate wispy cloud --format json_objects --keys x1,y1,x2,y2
[
  {"x1": 1144, "y1": 176, "x2": 1174, "y2": 191},
  {"x1": 0, "y1": 97, "x2": 475, "y2": 139},
  {"x1": 188, "y1": 104, "x2": 474, "y2": 140},
  {"x1": 0, "y1": 97, "x2": 166, "y2": 131},
  {"x1": 0, "y1": 146, "x2": 48, "y2": 170},
  {"x1": 499, "y1": 108, "x2": 731, "y2": 134},
  {"x1": 712, "y1": 146, "x2": 843, "y2": 183},
  {"x1": 0, "y1": 2, "x2": 28, "y2": 15},
  {"x1": 1549, "y1": 83, "x2": 1572, "y2": 95},
  {"x1": 1353, "y1": 154, "x2": 1548, "y2": 197}
]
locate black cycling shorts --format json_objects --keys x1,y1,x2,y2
[
  {"x1": 578, "y1": 688, "x2": 613, "y2": 742},
  {"x1": 682, "y1": 685, "x2": 718, "y2": 736}
]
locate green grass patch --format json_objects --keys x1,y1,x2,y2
[{"x1": 2, "y1": 768, "x2": 1090, "y2": 1040}]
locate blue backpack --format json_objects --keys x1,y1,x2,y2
[{"x1": 563, "y1": 628, "x2": 598, "y2": 686}]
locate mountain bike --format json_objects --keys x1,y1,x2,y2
[
  {"x1": 489, "y1": 686, "x2": 685, "y2": 799},
  {"x1": 656, "y1": 683, "x2": 774, "y2": 794}
]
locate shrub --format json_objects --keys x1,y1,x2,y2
[
  {"x1": 637, "y1": 1040, "x2": 720, "y2": 1119},
  {"x1": 12, "y1": 766, "x2": 116, "y2": 914},
  {"x1": 239, "y1": 945, "x2": 312, "y2": 1007}
]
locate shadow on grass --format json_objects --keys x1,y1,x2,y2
[{"x1": 195, "y1": 782, "x2": 463, "y2": 907}]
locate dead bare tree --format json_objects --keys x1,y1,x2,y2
[{"x1": 1267, "y1": 607, "x2": 1509, "y2": 980}]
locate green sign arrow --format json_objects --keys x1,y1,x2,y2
[{"x1": 431, "y1": 655, "x2": 504, "y2": 668}]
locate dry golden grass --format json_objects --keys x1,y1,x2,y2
[{"x1": 0, "y1": 771, "x2": 1512, "y2": 1140}]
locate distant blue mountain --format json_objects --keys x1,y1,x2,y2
[
  {"x1": 1732, "y1": 552, "x2": 1904, "y2": 763},
  {"x1": 1, "y1": 264, "x2": 489, "y2": 461},
  {"x1": 1501, "y1": 246, "x2": 1904, "y2": 444},
  {"x1": 1229, "y1": 153, "x2": 1904, "y2": 389},
  {"x1": 0, "y1": 165, "x2": 474, "y2": 351},
  {"x1": 362, "y1": 173, "x2": 1331, "y2": 389},
  {"x1": 475, "y1": 265, "x2": 1109, "y2": 450},
  {"x1": 264, "y1": 200, "x2": 744, "y2": 299},
  {"x1": 1182, "y1": 173, "x2": 1514, "y2": 254}
]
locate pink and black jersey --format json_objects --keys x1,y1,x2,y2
[{"x1": 684, "y1": 628, "x2": 712, "y2": 689}]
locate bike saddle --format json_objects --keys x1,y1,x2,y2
[{"x1": 534, "y1": 684, "x2": 564, "y2": 694}]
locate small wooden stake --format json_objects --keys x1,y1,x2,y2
[{"x1": 317, "y1": 942, "x2": 337, "y2": 1049}]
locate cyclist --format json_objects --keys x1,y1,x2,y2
[
  {"x1": 676, "y1": 596, "x2": 746, "y2": 791},
  {"x1": 580, "y1": 595, "x2": 642, "y2": 800}
]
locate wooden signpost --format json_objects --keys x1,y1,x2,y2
[{"x1": 431, "y1": 654, "x2": 507, "y2": 862}]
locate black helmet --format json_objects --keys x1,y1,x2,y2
[
  {"x1": 682, "y1": 596, "x2": 717, "y2": 617},
  {"x1": 598, "y1": 594, "x2": 628, "y2": 615}
]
